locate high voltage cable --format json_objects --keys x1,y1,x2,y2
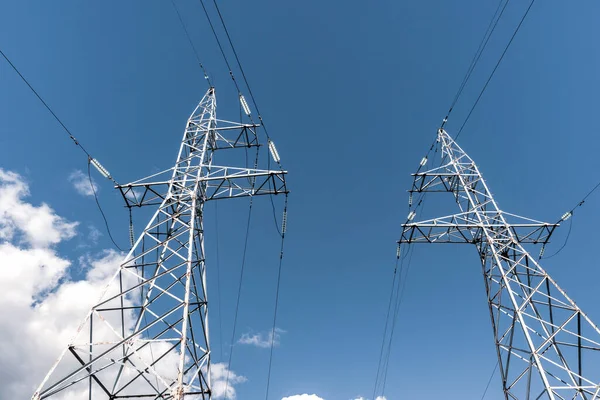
[
  {"x1": 480, "y1": 361, "x2": 499, "y2": 399},
  {"x1": 170, "y1": 0, "x2": 213, "y2": 86},
  {"x1": 214, "y1": 201, "x2": 224, "y2": 360},
  {"x1": 381, "y1": 244, "x2": 416, "y2": 396},
  {"x1": 198, "y1": 0, "x2": 244, "y2": 95},
  {"x1": 87, "y1": 161, "x2": 125, "y2": 251},
  {"x1": 455, "y1": 0, "x2": 538, "y2": 140},
  {"x1": 0, "y1": 48, "x2": 117, "y2": 184},
  {"x1": 199, "y1": 3, "x2": 288, "y2": 396},
  {"x1": 209, "y1": 0, "x2": 274, "y2": 141},
  {"x1": 441, "y1": 0, "x2": 509, "y2": 129},
  {"x1": 223, "y1": 196, "x2": 254, "y2": 399},
  {"x1": 265, "y1": 195, "x2": 288, "y2": 400},
  {"x1": 1, "y1": 46, "x2": 127, "y2": 252},
  {"x1": 371, "y1": 256, "x2": 401, "y2": 400}
]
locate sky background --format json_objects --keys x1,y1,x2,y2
[{"x1": 1, "y1": 0, "x2": 600, "y2": 399}]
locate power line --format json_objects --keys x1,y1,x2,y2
[
  {"x1": 0, "y1": 48, "x2": 117, "y2": 184},
  {"x1": 540, "y1": 178, "x2": 600, "y2": 260},
  {"x1": 381, "y1": 244, "x2": 416, "y2": 396},
  {"x1": 224, "y1": 197, "x2": 256, "y2": 398},
  {"x1": 265, "y1": 195, "x2": 288, "y2": 400},
  {"x1": 1, "y1": 47, "x2": 126, "y2": 251},
  {"x1": 170, "y1": 0, "x2": 213, "y2": 86},
  {"x1": 198, "y1": 0, "x2": 243, "y2": 95},
  {"x1": 480, "y1": 361, "x2": 499, "y2": 399},
  {"x1": 371, "y1": 255, "x2": 401, "y2": 400},
  {"x1": 87, "y1": 160, "x2": 125, "y2": 252},
  {"x1": 455, "y1": 0, "x2": 538, "y2": 140},
  {"x1": 441, "y1": 0, "x2": 509, "y2": 128},
  {"x1": 215, "y1": 201, "x2": 224, "y2": 360}
]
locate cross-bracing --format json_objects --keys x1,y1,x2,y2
[
  {"x1": 400, "y1": 128, "x2": 600, "y2": 399},
  {"x1": 32, "y1": 87, "x2": 287, "y2": 400}
]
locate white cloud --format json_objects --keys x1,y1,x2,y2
[
  {"x1": 88, "y1": 224, "x2": 102, "y2": 243},
  {"x1": 352, "y1": 397, "x2": 386, "y2": 400},
  {"x1": 238, "y1": 328, "x2": 285, "y2": 348},
  {"x1": 68, "y1": 169, "x2": 97, "y2": 197},
  {"x1": 282, "y1": 395, "x2": 324, "y2": 400},
  {"x1": 211, "y1": 362, "x2": 247, "y2": 399},
  {"x1": 0, "y1": 170, "x2": 246, "y2": 399},
  {"x1": 0, "y1": 169, "x2": 77, "y2": 247}
]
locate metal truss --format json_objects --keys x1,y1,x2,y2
[
  {"x1": 33, "y1": 87, "x2": 287, "y2": 400},
  {"x1": 400, "y1": 129, "x2": 600, "y2": 399}
]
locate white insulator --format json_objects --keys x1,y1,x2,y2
[
  {"x1": 91, "y1": 158, "x2": 111, "y2": 179},
  {"x1": 268, "y1": 140, "x2": 281, "y2": 163},
  {"x1": 408, "y1": 192, "x2": 413, "y2": 207},
  {"x1": 129, "y1": 223, "x2": 135, "y2": 247},
  {"x1": 396, "y1": 245, "x2": 401, "y2": 259},
  {"x1": 420, "y1": 157, "x2": 428, "y2": 166},
  {"x1": 561, "y1": 211, "x2": 572, "y2": 221},
  {"x1": 407, "y1": 210, "x2": 416, "y2": 221},
  {"x1": 239, "y1": 94, "x2": 251, "y2": 116},
  {"x1": 539, "y1": 246, "x2": 545, "y2": 259},
  {"x1": 281, "y1": 210, "x2": 287, "y2": 234}
]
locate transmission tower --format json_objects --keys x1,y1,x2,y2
[
  {"x1": 32, "y1": 87, "x2": 287, "y2": 400},
  {"x1": 399, "y1": 128, "x2": 600, "y2": 399}
]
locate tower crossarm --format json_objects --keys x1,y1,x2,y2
[
  {"x1": 117, "y1": 166, "x2": 287, "y2": 208},
  {"x1": 400, "y1": 212, "x2": 558, "y2": 245},
  {"x1": 397, "y1": 128, "x2": 600, "y2": 400}
]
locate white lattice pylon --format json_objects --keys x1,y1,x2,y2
[
  {"x1": 32, "y1": 87, "x2": 287, "y2": 400},
  {"x1": 400, "y1": 128, "x2": 600, "y2": 399}
]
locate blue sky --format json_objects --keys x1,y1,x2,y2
[{"x1": 1, "y1": 1, "x2": 600, "y2": 399}]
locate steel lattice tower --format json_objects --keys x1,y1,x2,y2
[
  {"x1": 33, "y1": 87, "x2": 287, "y2": 400},
  {"x1": 400, "y1": 128, "x2": 600, "y2": 399}
]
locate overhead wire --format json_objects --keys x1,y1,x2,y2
[
  {"x1": 380, "y1": 194, "x2": 428, "y2": 395},
  {"x1": 214, "y1": 201, "x2": 225, "y2": 360},
  {"x1": 224, "y1": 143, "x2": 260, "y2": 398},
  {"x1": 1, "y1": 46, "x2": 129, "y2": 251},
  {"x1": 380, "y1": 243, "x2": 416, "y2": 396},
  {"x1": 0, "y1": 48, "x2": 118, "y2": 184},
  {"x1": 441, "y1": 0, "x2": 509, "y2": 129},
  {"x1": 480, "y1": 361, "x2": 499, "y2": 400},
  {"x1": 371, "y1": 255, "x2": 401, "y2": 400},
  {"x1": 198, "y1": 3, "x2": 290, "y2": 398},
  {"x1": 198, "y1": 0, "x2": 244, "y2": 96},
  {"x1": 170, "y1": 0, "x2": 213, "y2": 86},
  {"x1": 455, "y1": 0, "x2": 538, "y2": 140},
  {"x1": 372, "y1": 150, "x2": 432, "y2": 397},
  {"x1": 223, "y1": 196, "x2": 254, "y2": 399},
  {"x1": 539, "y1": 174, "x2": 600, "y2": 259},
  {"x1": 87, "y1": 160, "x2": 125, "y2": 251},
  {"x1": 264, "y1": 195, "x2": 288, "y2": 400}
]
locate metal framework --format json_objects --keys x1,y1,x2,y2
[
  {"x1": 33, "y1": 87, "x2": 287, "y2": 400},
  {"x1": 400, "y1": 129, "x2": 600, "y2": 399}
]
